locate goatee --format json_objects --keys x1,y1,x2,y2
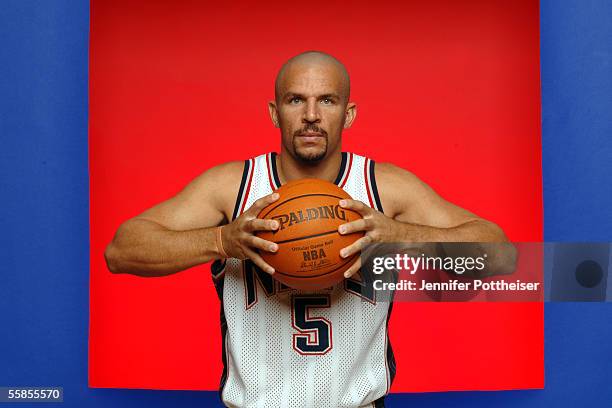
[{"x1": 292, "y1": 125, "x2": 328, "y2": 162}]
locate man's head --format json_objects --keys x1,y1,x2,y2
[{"x1": 269, "y1": 51, "x2": 357, "y2": 163}]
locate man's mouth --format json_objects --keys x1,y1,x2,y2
[{"x1": 297, "y1": 133, "x2": 325, "y2": 143}]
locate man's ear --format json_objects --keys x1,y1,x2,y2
[
  {"x1": 343, "y1": 102, "x2": 357, "y2": 129},
  {"x1": 268, "y1": 101, "x2": 280, "y2": 128}
]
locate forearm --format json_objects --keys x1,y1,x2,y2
[
  {"x1": 104, "y1": 218, "x2": 223, "y2": 277},
  {"x1": 395, "y1": 220, "x2": 516, "y2": 276},
  {"x1": 396, "y1": 219, "x2": 505, "y2": 243}
]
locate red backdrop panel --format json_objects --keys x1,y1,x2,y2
[{"x1": 89, "y1": 0, "x2": 543, "y2": 391}]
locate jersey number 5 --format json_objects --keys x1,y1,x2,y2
[{"x1": 291, "y1": 295, "x2": 333, "y2": 355}]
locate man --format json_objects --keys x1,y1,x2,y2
[{"x1": 105, "y1": 51, "x2": 511, "y2": 407}]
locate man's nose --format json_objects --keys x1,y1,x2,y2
[{"x1": 302, "y1": 99, "x2": 321, "y2": 123}]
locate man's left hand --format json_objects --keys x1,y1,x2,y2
[{"x1": 337, "y1": 199, "x2": 407, "y2": 278}]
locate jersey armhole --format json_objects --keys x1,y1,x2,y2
[
  {"x1": 231, "y1": 159, "x2": 251, "y2": 221},
  {"x1": 213, "y1": 158, "x2": 251, "y2": 289},
  {"x1": 370, "y1": 160, "x2": 384, "y2": 214}
]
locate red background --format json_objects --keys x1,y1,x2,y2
[{"x1": 89, "y1": 0, "x2": 543, "y2": 391}]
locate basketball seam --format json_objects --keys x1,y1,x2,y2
[
  {"x1": 273, "y1": 253, "x2": 358, "y2": 278},
  {"x1": 273, "y1": 229, "x2": 339, "y2": 245},
  {"x1": 259, "y1": 193, "x2": 347, "y2": 219}
]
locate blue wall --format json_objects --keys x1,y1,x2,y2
[{"x1": 0, "y1": 0, "x2": 610, "y2": 406}]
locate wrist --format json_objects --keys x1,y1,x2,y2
[{"x1": 215, "y1": 226, "x2": 229, "y2": 259}]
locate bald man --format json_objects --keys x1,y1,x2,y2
[{"x1": 105, "y1": 51, "x2": 511, "y2": 408}]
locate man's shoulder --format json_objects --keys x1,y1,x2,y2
[
  {"x1": 194, "y1": 160, "x2": 245, "y2": 187},
  {"x1": 343, "y1": 153, "x2": 424, "y2": 192},
  {"x1": 373, "y1": 161, "x2": 421, "y2": 188},
  {"x1": 206, "y1": 160, "x2": 246, "y2": 177},
  {"x1": 348, "y1": 153, "x2": 415, "y2": 176},
  {"x1": 183, "y1": 160, "x2": 251, "y2": 219},
  {"x1": 371, "y1": 161, "x2": 432, "y2": 218},
  {"x1": 188, "y1": 160, "x2": 246, "y2": 198},
  {"x1": 202, "y1": 152, "x2": 274, "y2": 181}
]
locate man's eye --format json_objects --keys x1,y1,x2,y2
[
  {"x1": 321, "y1": 98, "x2": 333, "y2": 105},
  {"x1": 290, "y1": 97, "x2": 302, "y2": 104}
]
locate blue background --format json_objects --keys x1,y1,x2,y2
[{"x1": 1, "y1": 0, "x2": 610, "y2": 406}]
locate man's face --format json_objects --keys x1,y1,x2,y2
[{"x1": 270, "y1": 62, "x2": 355, "y2": 163}]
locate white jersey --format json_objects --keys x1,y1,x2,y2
[{"x1": 211, "y1": 152, "x2": 395, "y2": 408}]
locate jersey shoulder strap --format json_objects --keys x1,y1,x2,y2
[
  {"x1": 234, "y1": 153, "x2": 276, "y2": 219},
  {"x1": 342, "y1": 152, "x2": 384, "y2": 213}
]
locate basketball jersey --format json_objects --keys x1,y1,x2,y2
[{"x1": 211, "y1": 152, "x2": 395, "y2": 408}]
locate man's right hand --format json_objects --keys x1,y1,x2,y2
[{"x1": 220, "y1": 193, "x2": 281, "y2": 274}]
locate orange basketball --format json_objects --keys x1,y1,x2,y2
[{"x1": 256, "y1": 178, "x2": 364, "y2": 290}]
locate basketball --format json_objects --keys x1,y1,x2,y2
[{"x1": 256, "y1": 178, "x2": 364, "y2": 290}]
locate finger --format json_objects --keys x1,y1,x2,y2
[
  {"x1": 338, "y1": 218, "x2": 371, "y2": 235},
  {"x1": 245, "y1": 235, "x2": 278, "y2": 253},
  {"x1": 247, "y1": 193, "x2": 280, "y2": 216},
  {"x1": 343, "y1": 256, "x2": 362, "y2": 278},
  {"x1": 339, "y1": 235, "x2": 373, "y2": 259},
  {"x1": 244, "y1": 247, "x2": 276, "y2": 275},
  {"x1": 245, "y1": 218, "x2": 280, "y2": 233},
  {"x1": 339, "y1": 199, "x2": 372, "y2": 216}
]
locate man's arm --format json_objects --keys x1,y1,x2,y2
[
  {"x1": 105, "y1": 160, "x2": 283, "y2": 277},
  {"x1": 104, "y1": 161, "x2": 242, "y2": 277},
  {"x1": 376, "y1": 162, "x2": 508, "y2": 242},
  {"x1": 338, "y1": 162, "x2": 516, "y2": 277}
]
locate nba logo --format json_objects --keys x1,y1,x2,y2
[{"x1": 547, "y1": 243, "x2": 611, "y2": 301}]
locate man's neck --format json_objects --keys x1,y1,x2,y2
[{"x1": 275, "y1": 150, "x2": 343, "y2": 184}]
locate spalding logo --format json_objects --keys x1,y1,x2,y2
[{"x1": 272, "y1": 204, "x2": 346, "y2": 231}]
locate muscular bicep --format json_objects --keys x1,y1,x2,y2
[
  {"x1": 133, "y1": 161, "x2": 243, "y2": 231},
  {"x1": 377, "y1": 163, "x2": 480, "y2": 228}
]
